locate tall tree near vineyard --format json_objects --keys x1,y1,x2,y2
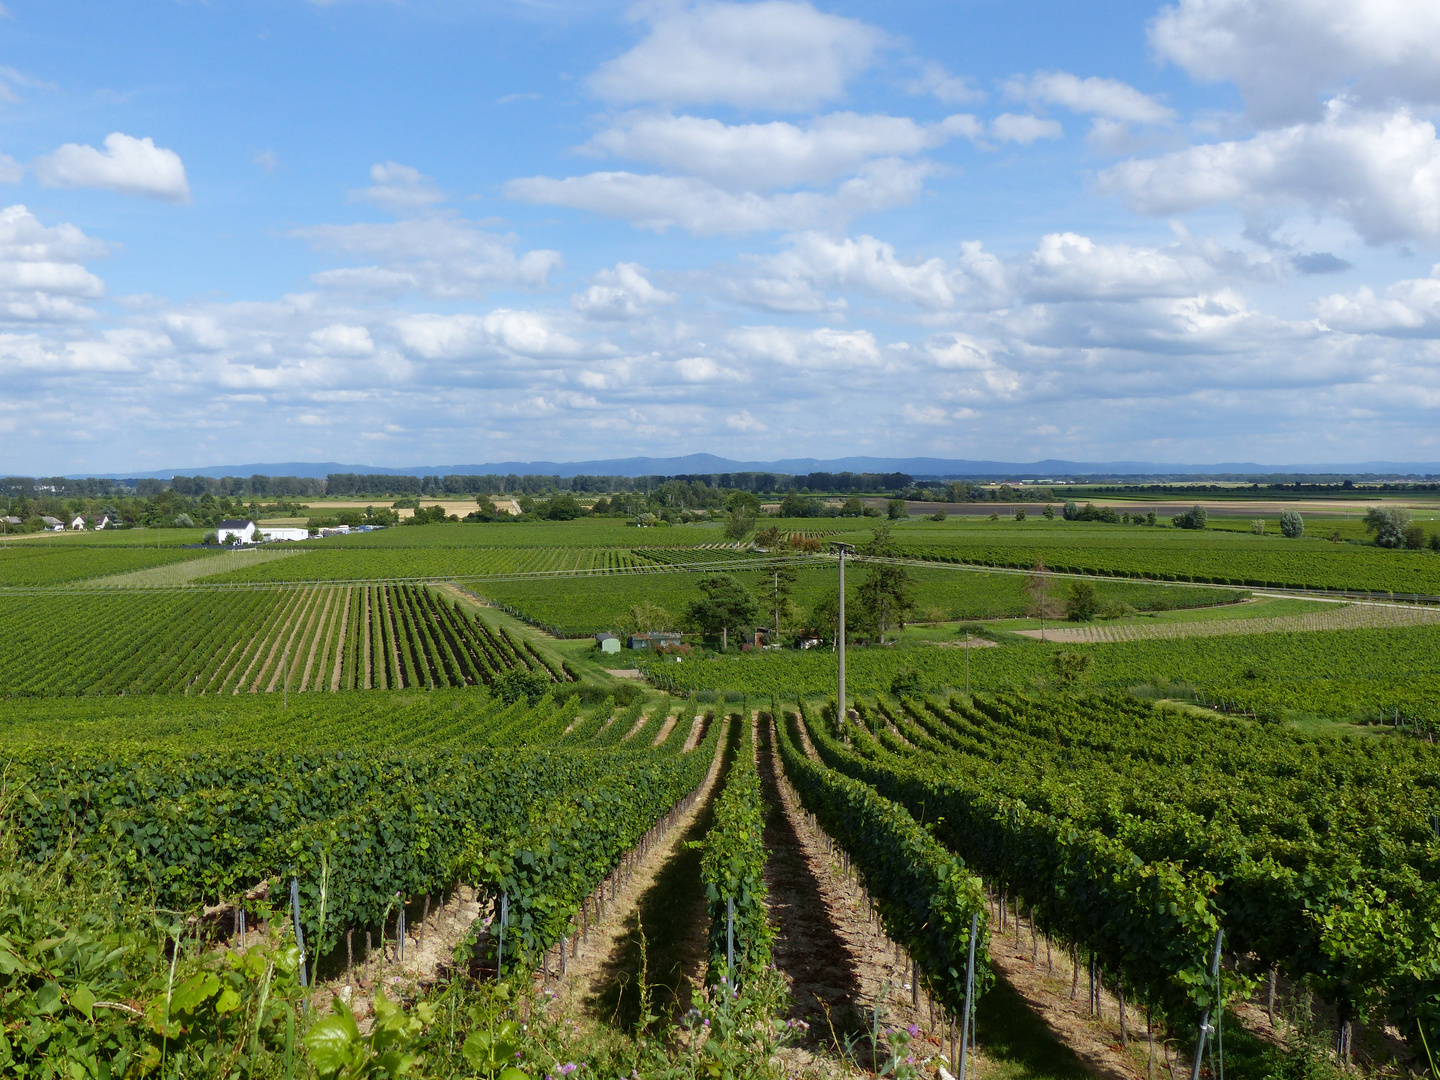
[
  {"x1": 1022, "y1": 558, "x2": 1063, "y2": 639},
  {"x1": 856, "y1": 525, "x2": 915, "y2": 643},
  {"x1": 761, "y1": 547, "x2": 800, "y2": 642},
  {"x1": 685, "y1": 573, "x2": 760, "y2": 651},
  {"x1": 1365, "y1": 506, "x2": 1412, "y2": 548}
]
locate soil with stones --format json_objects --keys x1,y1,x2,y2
[
  {"x1": 758, "y1": 716, "x2": 958, "y2": 1070},
  {"x1": 535, "y1": 717, "x2": 728, "y2": 1026}
]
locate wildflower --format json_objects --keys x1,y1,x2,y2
[{"x1": 908, "y1": 1023, "x2": 919, "y2": 1038}]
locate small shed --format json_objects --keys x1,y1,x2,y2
[
  {"x1": 626, "y1": 632, "x2": 683, "y2": 651},
  {"x1": 260, "y1": 527, "x2": 309, "y2": 542},
  {"x1": 595, "y1": 632, "x2": 622, "y2": 655}
]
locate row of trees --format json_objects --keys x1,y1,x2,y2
[
  {"x1": 1364, "y1": 506, "x2": 1440, "y2": 550},
  {"x1": 326, "y1": 470, "x2": 914, "y2": 499},
  {"x1": 680, "y1": 527, "x2": 916, "y2": 649},
  {"x1": 906, "y1": 480, "x2": 1059, "y2": 503}
]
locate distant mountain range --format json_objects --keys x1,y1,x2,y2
[{"x1": 58, "y1": 453, "x2": 1440, "y2": 481}]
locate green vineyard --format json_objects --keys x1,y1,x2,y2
[
  {"x1": 0, "y1": 584, "x2": 561, "y2": 695},
  {"x1": 892, "y1": 518, "x2": 1440, "y2": 595},
  {"x1": 11, "y1": 691, "x2": 716, "y2": 967},
  {"x1": 792, "y1": 691, "x2": 1440, "y2": 1035},
  {"x1": 9, "y1": 507, "x2": 1440, "y2": 1079},
  {"x1": 644, "y1": 621, "x2": 1440, "y2": 726},
  {"x1": 0, "y1": 540, "x2": 219, "y2": 585}
]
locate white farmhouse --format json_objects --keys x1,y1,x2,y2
[
  {"x1": 40, "y1": 516, "x2": 64, "y2": 531},
  {"x1": 69, "y1": 515, "x2": 87, "y2": 530},
  {"x1": 217, "y1": 519, "x2": 257, "y2": 544},
  {"x1": 260, "y1": 527, "x2": 309, "y2": 542}
]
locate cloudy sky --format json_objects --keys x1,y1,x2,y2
[{"x1": 4, "y1": 0, "x2": 1440, "y2": 473}]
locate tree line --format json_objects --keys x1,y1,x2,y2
[{"x1": 325, "y1": 470, "x2": 913, "y2": 497}]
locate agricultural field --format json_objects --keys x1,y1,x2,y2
[
  {"x1": 482, "y1": 561, "x2": 1238, "y2": 636},
  {"x1": 0, "y1": 583, "x2": 564, "y2": 695},
  {"x1": 888, "y1": 516, "x2": 1440, "y2": 595},
  {"x1": 644, "y1": 618, "x2": 1440, "y2": 726},
  {"x1": 0, "y1": 539, "x2": 221, "y2": 585}
]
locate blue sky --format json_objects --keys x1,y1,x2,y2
[{"x1": 3, "y1": 0, "x2": 1440, "y2": 473}]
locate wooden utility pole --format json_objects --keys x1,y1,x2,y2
[{"x1": 831, "y1": 543, "x2": 855, "y2": 722}]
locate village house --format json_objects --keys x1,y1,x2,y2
[
  {"x1": 217, "y1": 519, "x2": 257, "y2": 544},
  {"x1": 40, "y1": 516, "x2": 64, "y2": 531}
]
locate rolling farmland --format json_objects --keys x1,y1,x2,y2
[{"x1": 9, "y1": 510, "x2": 1440, "y2": 1078}]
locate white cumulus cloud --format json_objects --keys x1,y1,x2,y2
[
  {"x1": 310, "y1": 323, "x2": 376, "y2": 356},
  {"x1": 35, "y1": 133, "x2": 190, "y2": 203},
  {"x1": 905, "y1": 62, "x2": 985, "y2": 105},
  {"x1": 350, "y1": 162, "x2": 444, "y2": 211},
  {"x1": 1005, "y1": 72, "x2": 1175, "y2": 124},
  {"x1": 394, "y1": 311, "x2": 582, "y2": 361},
  {"x1": 1016, "y1": 232, "x2": 1206, "y2": 302},
  {"x1": 505, "y1": 160, "x2": 929, "y2": 236},
  {"x1": 1150, "y1": 0, "x2": 1440, "y2": 123},
  {"x1": 583, "y1": 111, "x2": 982, "y2": 191},
  {"x1": 1315, "y1": 267, "x2": 1440, "y2": 335},
  {"x1": 1098, "y1": 103, "x2": 1440, "y2": 246},
  {"x1": 728, "y1": 325, "x2": 884, "y2": 370},
  {"x1": 0, "y1": 204, "x2": 108, "y2": 323},
  {"x1": 298, "y1": 216, "x2": 562, "y2": 297},
  {"x1": 588, "y1": 0, "x2": 885, "y2": 111},
  {"x1": 755, "y1": 232, "x2": 958, "y2": 309},
  {"x1": 571, "y1": 263, "x2": 678, "y2": 320},
  {"x1": 990, "y1": 114, "x2": 1064, "y2": 144}
]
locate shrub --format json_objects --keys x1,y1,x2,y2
[
  {"x1": 1062, "y1": 500, "x2": 1079, "y2": 520},
  {"x1": 1051, "y1": 651, "x2": 1092, "y2": 685},
  {"x1": 1404, "y1": 522, "x2": 1427, "y2": 550},
  {"x1": 1250, "y1": 519, "x2": 1265, "y2": 535},
  {"x1": 889, "y1": 665, "x2": 926, "y2": 697},
  {"x1": 1043, "y1": 504, "x2": 1055, "y2": 519},
  {"x1": 1172, "y1": 504, "x2": 1208, "y2": 530},
  {"x1": 1430, "y1": 532, "x2": 1440, "y2": 553},
  {"x1": 1014, "y1": 508, "x2": 1026, "y2": 521},
  {"x1": 930, "y1": 510, "x2": 947, "y2": 522},
  {"x1": 1364, "y1": 506, "x2": 1412, "y2": 548},
  {"x1": 887, "y1": 498, "x2": 908, "y2": 520},
  {"x1": 493, "y1": 667, "x2": 551, "y2": 704},
  {"x1": 1280, "y1": 510, "x2": 1304, "y2": 538},
  {"x1": 1065, "y1": 580, "x2": 1099, "y2": 622}
]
